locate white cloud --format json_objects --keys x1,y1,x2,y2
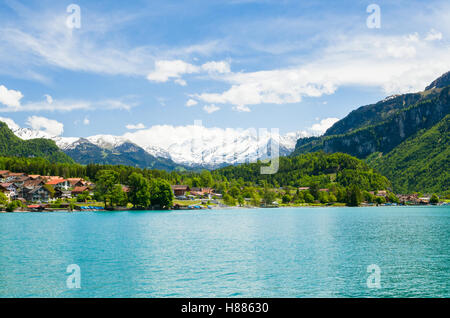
[
  {"x1": 147, "y1": 60, "x2": 231, "y2": 85},
  {"x1": 203, "y1": 104, "x2": 220, "y2": 114},
  {"x1": 425, "y1": 29, "x2": 443, "y2": 41},
  {"x1": 83, "y1": 117, "x2": 90, "y2": 125},
  {"x1": 186, "y1": 99, "x2": 198, "y2": 107},
  {"x1": 44, "y1": 94, "x2": 53, "y2": 104},
  {"x1": 309, "y1": 117, "x2": 339, "y2": 135},
  {"x1": 0, "y1": 116, "x2": 20, "y2": 130},
  {"x1": 0, "y1": 7, "x2": 225, "y2": 82},
  {"x1": 26, "y1": 116, "x2": 64, "y2": 136},
  {"x1": 0, "y1": 97, "x2": 136, "y2": 112},
  {"x1": 192, "y1": 32, "x2": 450, "y2": 111},
  {"x1": 126, "y1": 123, "x2": 146, "y2": 130},
  {"x1": 201, "y1": 61, "x2": 230, "y2": 73},
  {"x1": 147, "y1": 60, "x2": 199, "y2": 83},
  {"x1": 0, "y1": 85, "x2": 23, "y2": 108}
]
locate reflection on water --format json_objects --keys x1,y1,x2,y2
[{"x1": 0, "y1": 206, "x2": 449, "y2": 297}]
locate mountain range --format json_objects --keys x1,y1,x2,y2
[
  {"x1": 293, "y1": 71, "x2": 450, "y2": 193},
  {"x1": 1, "y1": 71, "x2": 449, "y2": 193},
  {"x1": 10, "y1": 125, "x2": 307, "y2": 170}
]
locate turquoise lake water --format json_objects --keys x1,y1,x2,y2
[{"x1": 0, "y1": 206, "x2": 449, "y2": 297}]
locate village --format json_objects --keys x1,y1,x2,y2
[{"x1": 0, "y1": 169, "x2": 442, "y2": 212}]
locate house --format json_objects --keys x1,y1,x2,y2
[
  {"x1": 0, "y1": 170, "x2": 10, "y2": 182},
  {"x1": 397, "y1": 194, "x2": 419, "y2": 204},
  {"x1": 6, "y1": 173, "x2": 27, "y2": 183},
  {"x1": 67, "y1": 178, "x2": 85, "y2": 188},
  {"x1": 0, "y1": 183, "x2": 18, "y2": 200},
  {"x1": 418, "y1": 197, "x2": 430, "y2": 204},
  {"x1": 54, "y1": 189, "x2": 72, "y2": 199},
  {"x1": 298, "y1": 187, "x2": 310, "y2": 191},
  {"x1": 12, "y1": 175, "x2": 31, "y2": 188},
  {"x1": 41, "y1": 176, "x2": 62, "y2": 182},
  {"x1": 23, "y1": 179, "x2": 44, "y2": 189},
  {"x1": 171, "y1": 185, "x2": 190, "y2": 196},
  {"x1": 319, "y1": 188, "x2": 329, "y2": 192},
  {"x1": 23, "y1": 186, "x2": 51, "y2": 203},
  {"x1": 28, "y1": 175, "x2": 41, "y2": 180},
  {"x1": 71, "y1": 186, "x2": 90, "y2": 196},
  {"x1": 376, "y1": 190, "x2": 388, "y2": 197},
  {"x1": 46, "y1": 179, "x2": 70, "y2": 191},
  {"x1": 190, "y1": 187, "x2": 214, "y2": 196}
]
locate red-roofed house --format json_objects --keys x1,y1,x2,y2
[
  {"x1": 67, "y1": 178, "x2": 85, "y2": 187},
  {"x1": 46, "y1": 179, "x2": 70, "y2": 190},
  {"x1": 71, "y1": 186, "x2": 90, "y2": 196}
]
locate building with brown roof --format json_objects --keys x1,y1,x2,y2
[{"x1": 171, "y1": 185, "x2": 190, "y2": 196}]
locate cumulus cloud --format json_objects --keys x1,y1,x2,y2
[
  {"x1": 83, "y1": 117, "x2": 90, "y2": 125},
  {"x1": 44, "y1": 94, "x2": 53, "y2": 104},
  {"x1": 309, "y1": 117, "x2": 339, "y2": 135},
  {"x1": 0, "y1": 116, "x2": 20, "y2": 130},
  {"x1": 193, "y1": 32, "x2": 450, "y2": 111},
  {"x1": 126, "y1": 123, "x2": 146, "y2": 130},
  {"x1": 203, "y1": 104, "x2": 220, "y2": 114},
  {"x1": 425, "y1": 29, "x2": 443, "y2": 41},
  {"x1": 147, "y1": 60, "x2": 231, "y2": 85},
  {"x1": 25, "y1": 116, "x2": 64, "y2": 136},
  {"x1": 147, "y1": 60, "x2": 199, "y2": 83},
  {"x1": 201, "y1": 61, "x2": 230, "y2": 73},
  {"x1": 0, "y1": 85, "x2": 23, "y2": 108},
  {"x1": 186, "y1": 99, "x2": 198, "y2": 107}
]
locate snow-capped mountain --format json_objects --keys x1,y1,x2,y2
[
  {"x1": 13, "y1": 127, "x2": 53, "y2": 140},
  {"x1": 10, "y1": 125, "x2": 309, "y2": 170}
]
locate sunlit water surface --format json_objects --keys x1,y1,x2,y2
[{"x1": 0, "y1": 206, "x2": 449, "y2": 297}]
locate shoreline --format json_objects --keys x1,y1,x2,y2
[{"x1": 1, "y1": 203, "x2": 446, "y2": 214}]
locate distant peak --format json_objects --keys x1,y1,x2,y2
[{"x1": 425, "y1": 71, "x2": 450, "y2": 90}]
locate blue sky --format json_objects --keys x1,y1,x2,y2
[{"x1": 0, "y1": 0, "x2": 449, "y2": 140}]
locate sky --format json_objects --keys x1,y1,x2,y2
[{"x1": 0, "y1": 0, "x2": 449, "y2": 141}]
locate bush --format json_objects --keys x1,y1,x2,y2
[
  {"x1": 282, "y1": 194, "x2": 292, "y2": 204},
  {"x1": 304, "y1": 193, "x2": 315, "y2": 203},
  {"x1": 430, "y1": 194, "x2": 439, "y2": 204},
  {"x1": 6, "y1": 200, "x2": 24, "y2": 212}
]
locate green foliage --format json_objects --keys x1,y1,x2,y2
[
  {"x1": 430, "y1": 194, "x2": 439, "y2": 204},
  {"x1": 346, "y1": 185, "x2": 362, "y2": 206},
  {"x1": 128, "y1": 172, "x2": 151, "y2": 208},
  {"x1": 262, "y1": 187, "x2": 276, "y2": 206},
  {"x1": 0, "y1": 192, "x2": 8, "y2": 206},
  {"x1": 223, "y1": 193, "x2": 236, "y2": 206},
  {"x1": 367, "y1": 115, "x2": 450, "y2": 194},
  {"x1": 94, "y1": 170, "x2": 119, "y2": 207},
  {"x1": 375, "y1": 196, "x2": 386, "y2": 204},
  {"x1": 304, "y1": 193, "x2": 314, "y2": 203},
  {"x1": 216, "y1": 152, "x2": 389, "y2": 191},
  {"x1": 149, "y1": 179, "x2": 173, "y2": 209},
  {"x1": 110, "y1": 184, "x2": 128, "y2": 207},
  {"x1": 6, "y1": 200, "x2": 24, "y2": 212},
  {"x1": 282, "y1": 194, "x2": 292, "y2": 204},
  {"x1": 0, "y1": 122, "x2": 73, "y2": 163},
  {"x1": 76, "y1": 191, "x2": 91, "y2": 202},
  {"x1": 293, "y1": 87, "x2": 450, "y2": 159},
  {"x1": 200, "y1": 170, "x2": 213, "y2": 187}
]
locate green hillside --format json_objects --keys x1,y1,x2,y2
[
  {"x1": 0, "y1": 122, "x2": 74, "y2": 163},
  {"x1": 292, "y1": 86, "x2": 450, "y2": 158},
  {"x1": 216, "y1": 152, "x2": 390, "y2": 191},
  {"x1": 367, "y1": 115, "x2": 450, "y2": 194}
]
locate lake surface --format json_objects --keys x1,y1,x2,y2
[{"x1": 0, "y1": 206, "x2": 449, "y2": 297}]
